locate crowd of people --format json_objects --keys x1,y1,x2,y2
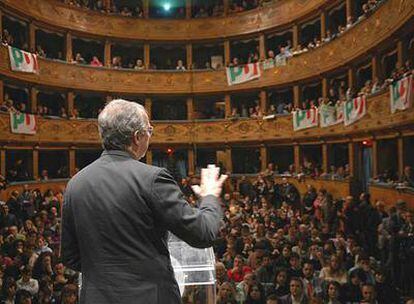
[
  {"x1": 180, "y1": 170, "x2": 414, "y2": 304},
  {"x1": 61, "y1": 0, "x2": 280, "y2": 18},
  {"x1": 0, "y1": 152, "x2": 413, "y2": 304},
  {"x1": 0, "y1": 184, "x2": 79, "y2": 304},
  {"x1": 0, "y1": 0, "x2": 388, "y2": 73}
]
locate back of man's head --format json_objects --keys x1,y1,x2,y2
[{"x1": 98, "y1": 99, "x2": 147, "y2": 151}]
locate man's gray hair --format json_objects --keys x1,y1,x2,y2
[{"x1": 98, "y1": 99, "x2": 147, "y2": 150}]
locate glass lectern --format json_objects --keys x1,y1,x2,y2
[{"x1": 168, "y1": 233, "x2": 216, "y2": 304}]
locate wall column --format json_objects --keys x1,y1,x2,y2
[
  {"x1": 29, "y1": 23, "x2": 36, "y2": 52},
  {"x1": 188, "y1": 148, "x2": 195, "y2": 176},
  {"x1": 69, "y1": 147, "x2": 76, "y2": 177},
  {"x1": 259, "y1": 33, "x2": 266, "y2": 61},
  {"x1": 223, "y1": 0, "x2": 229, "y2": 16},
  {"x1": 372, "y1": 139, "x2": 378, "y2": 178},
  {"x1": 186, "y1": 43, "x2": 193, "y2": 70},
  {"x1": 104, "y1": 40, "x2": 112, "y2": 67},
  {"x1": 0, "y1": 79, "x2": 4, "y2": 104},
  {"x1": 186, "y1": 0, "x2": 192, "y2": 19},
  {"x1": 145, "y1": 97, "x2": 152, "y2": 119},
  {"x1": 225, "y1": 94, "x2": 231, "y2": 118},
  {"x1": 30, "y1": 87, "x2": 38, "y2": 114},
  {"x1": 320, "y1": 11, "x2": 326, "y2": 40},
  {"x1": 67, "y1": 91, "x2": 74, "y2": 115},
  {"x1": 146, "y1": 150, "x2": 152, "y2": 165},
  {"x1": 371, "y1": 54, "x2": 382, "y2": 81},
  {"x1": 348, "y1": 141, "x2": 355, "y2": 177},
  {"x1": 143, "y1": 0, "x2": 149, "y2": 18},
  {"x1": 348, "y1": 66, "x2": 356, "y2": 90},
  {"x1": 224, "y1": 40, "x2": 231, "y2": 66},
  {"x1": 260, "y1": 145, "x2": 268, "y2": 172},
  {"x1": 225, "y1": 146, "x2": 232, "y2": 173},
  {"x1": 346, "y1": 0, "x2": 354, "y2": 20},
  {"x1": 322, "y1": 77, "x2": 328, "y2": 99},
  {"x1": 292, "y1": 24, "x2": 299, "y2": 49},
  {"x1": 187, "y1": 97, "x2": 194, "y2": 120},
  {"x1": 144, "y1": 43, "x2": 150, "y2": 69},
  {"x1": 397, "y1": 40, "x2": 406, "y2": 68},
  {"x1": 103, "y1": 0, "x2": 112, "y2": 11},
  {"x1": 322, "y1": 143, "x2": 328, "y2": 174},
  {"x1": 65, "y1": 32, "x2": 73, "y2": 62},
  {"x1": 397, "y1": 136, "x2": 404, "y2": 178},
  {"x1": 294, "y1": 144, "x2": 301, "y2": 173},
  {"x1": 259, "y1": 90, "x2": 267, "y2": 114},
  {"x1": 0, "y1": 148, "x2": 6, "y2": 177},
  {"x1": 293, "y1": 85, "x2": 301, "y2": 108},
  {"x1": 0, "y1": 11, "x2": 3, "y2": 36},
  {"x1": 33, "y1": 148, "x2": 39, "y2": 180}
]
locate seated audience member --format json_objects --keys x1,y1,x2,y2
[
  {"x1": 217, "y1": 282, "x2": 237, "y2": 304},
  {"x1": 176, "y1": 59, "x2": 186, "y2": 71},
  {"x1": 245, "y1": 283, "x2": 266, "y2": 304},
  {"x1": 266, "y1": 294, "x2": 280, "y2": 304},
  {"x1": 272, "y1": 268, "x2": 289, "y2": 297},
  {"x1": 71, "y1": 53, "x2": 86, "y2": 64},
  {"x1": 16, "y1": 267, "x2": 39, "y2": 297},
  {"x1": 319, "y1": 255, "x2": 348, "y2": 285},
  {"x1": 60, "y1": 284, "x2": 78, "y2": 304},
  {"x1": 90, "y1": 56, "x2": 103, "y2": 67},
  {"x1": 360, "y1": 283, "x2": 377, "y2": 304},
  {"x1": 134, "y1": 59, "x2": 145, "y2": 70},
  {"x1": 111, "y1": 56, "x2": 122, "y2": 69},
  {"x1": 323, "y1": 281, "x2": 342, "y2": 304},
  {"x1": 236, "y1": 273, "x2": 257, "y2": 303},
  {"x1": 279, "y1": 277, "x2": 308, "y2": 304},
  {"x1": 228, "y1": 255, "x2": 253, "y2": 283},
  {"x1": 400, "y1": 166, "x2": 414, "y2": 187}
]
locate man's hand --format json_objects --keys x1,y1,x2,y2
[{"x1": 191, "y1": 165, "x2": 228, "y2": 198}]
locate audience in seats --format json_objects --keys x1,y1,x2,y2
[{"x1": 1, "y1": 160, "x2": 414, "y2": 303}]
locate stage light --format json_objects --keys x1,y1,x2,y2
[
  {"x1": 362, "y1": 140, "x2": 372, "y2": 146},
  {"x1": 167, "y1": 147, "x2": 174, "y2": 154},
  {"x1": 163, "y1": 3, "x2": 171, "y2": 11}
]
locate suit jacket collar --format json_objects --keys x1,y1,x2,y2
[{"x1": 101, "y1": 150, "x2": 133, "y2": 159}]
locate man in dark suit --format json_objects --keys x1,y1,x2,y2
[
  {"x1": 279, "y1": 277, "x2": 309, "y2": 304},
  {"x1": 61, "y1": 99, "x2": 227, "y2": 304}
]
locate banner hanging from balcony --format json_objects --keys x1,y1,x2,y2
[
  {"x1": 319, "y1": 103, "x2": 343, "y2": 128},
  {"x1": 344, "y1": 95, "x2": 366, "y2": 126},
  {"x1": 10, "y1": 112, "x2": 37, "y2": 135},
  {"x1": 292, "y1": 108, "x2": 318, "y2": 131},
  {"x1": 226, "y1": 63, "x2": 261, "y2": 86},
  {"x1": 390, "y1": 75, "x2": 413, "y2": 114},
  {"x1": 8, "y1": 46, "x2": 39, "y2": 74}
]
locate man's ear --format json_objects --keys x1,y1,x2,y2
[{"x1": 132, "y1": 131, "x2": 141, "y2": 145}]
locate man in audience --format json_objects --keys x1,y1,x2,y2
[{"x1": 279, "y1": 277, "x2": 308, "y2": 304}]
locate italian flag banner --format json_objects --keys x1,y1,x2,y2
[
  {"x1": 336, "y1": 102, "x2": 344, "y2": 123},
  {"x1": 10, "y1": 112, "x2": 37, "y2": 135},
  {"x1": 390, "y1": 75, "x2": 413, "y2": 114},
  {"x1": 344, "y1": 95, "x2": 366, "y2": 126},
  {"x1": 292, "y1": 108, "x2": 318, "y2": 131},
  {"x1": 320, "y1": 104, "x2": 341, "y2": 128},
  {"x1": 226, "y1": 63, "x2": 261, "y2": 86},
  {"x1": 8, "y1": 46, "x2": 39, "y2": 73}
]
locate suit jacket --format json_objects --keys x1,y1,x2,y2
[
  {"x1": 279, "y1": 294, "x2": 309, "y2": 304},
  {"x1": 61, "y1": 150, "x2": 223, "y2": 304}
]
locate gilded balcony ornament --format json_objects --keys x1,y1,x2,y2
[{"x1": 164, "y1": 125, "x2": 177, "y2": 137}]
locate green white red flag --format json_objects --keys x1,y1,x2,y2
[
  {"x1": 226, "y1": 63, "x2": 261, "y2": 86},
  {"x1": 344, "y1": 95, "x2": 366, "y2": 126},
  {"x1": 8, "y1": 46, "x2": 39, "y2": 73},
  {"x1": 10, "y1": 112, "x2": 37, "y2": 135},
  {"x1": 292, "y1": 108, "x2": 318, "y2": 131},
  {"x1": 390, "y1": 75, "x2": 413, "y2": 114}
]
